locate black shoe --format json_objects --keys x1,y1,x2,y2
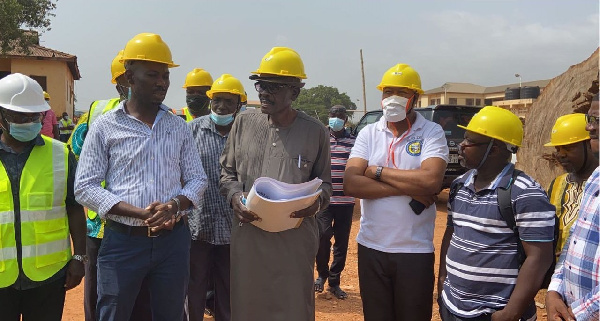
[
  {"x1": 314, "y1": 276, "x2": 326, "y2": 293},
  {"x1": 328, "y1": 285, "x2": 348, "y2": 299}
]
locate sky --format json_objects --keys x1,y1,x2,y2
[{"x1": 41, "y1": 0, "x2": 599, "y2": 117}]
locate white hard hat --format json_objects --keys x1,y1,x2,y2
[{"x1": 0, "y1": 73, "x2": 50, "y2": 113}]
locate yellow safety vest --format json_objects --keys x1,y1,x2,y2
[
  {"x1": 59, "y1": 118, "x2": 73, "y2": 135},
  {"x1": 85, "y1": 98, "x2": 120, "y2": 223},
  {"x1": 548, "y1": 173, "x2": 571, "y2": 255},
  {"x1": 182, "y1": 107, "x2": 195, "y2": 122},
  {"x1": 0, "y1": 136, "x2": 70, "y2": 287}
]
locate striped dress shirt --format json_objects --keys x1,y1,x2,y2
[
  {"x1": 75, "y1": 102, "x2": 207, "y2": 226},
  {"x1": 549, "y1": 167, "x2": 599, "y2": 321}
]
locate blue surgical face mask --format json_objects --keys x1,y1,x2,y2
[
  {"x1": 9, "y1": 122, "x2": 42, "y2": 142},
  {"x1": 328, "y1": 117, "x2": 345, "y2": 132},
  {"x1": 210, "y1": 111, "x2": 235, "y2": 126}
]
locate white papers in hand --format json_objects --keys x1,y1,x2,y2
[{"x1": 246, "y1": 177, "x2": 322, "y2": 233}]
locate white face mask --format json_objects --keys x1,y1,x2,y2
[{"x1": 381, "y1": 95, "x2": 410, "y2": 122}]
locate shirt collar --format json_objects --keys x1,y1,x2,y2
[
  {"x1": 0, "y1": 133, "x2": 44, "y2": 153},
  {"x1": 197, "y1": 115, "x2": 229, "y2": 137},
  {"x1": 375, "y1": 111, "x2": 426, "y2": 134},
  {"x1": 116, "y1": 101, "x2": 169, "y2": 125},
  {"x1": 463, "y1": 163, "x2": 514, "y2": 192}
]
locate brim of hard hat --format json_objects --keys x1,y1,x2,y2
[
  {"x1": 376, "y1": 84, "x2": 424, "y2": 94},
  {"x1": 458, "y1": 124, "x2": 523, "y2": 147},
  {"x1": 249, "y1": 74, "x2": 305, "y2": 83},
  {"x1": 206, "y1": 89, "x2": 247, "y2": 102},
  {"x1": 544, "y1": 137, "x2": 590, "y2": 147},
  {"x1": 120, "y1": 58, "x2": 179, "y2": 68},
  {"x1": 0, "y1": 102, "x2": 50, "y2": 113}
]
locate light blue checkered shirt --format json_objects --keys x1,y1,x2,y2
[{"x1": 75, "y1": 101, "x2": 207, "y2": 226}]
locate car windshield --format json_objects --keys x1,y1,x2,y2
[{"x1": 432, "y1": 110, "x2": 476, "y2": 139}]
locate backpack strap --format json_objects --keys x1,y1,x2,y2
[{"x1": 497, "y1": 169, "x2": 522, "y2": 232}]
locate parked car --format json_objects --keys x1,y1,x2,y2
[{"x1": 352, "y1": 104, "x2": 483, "y2": 189}]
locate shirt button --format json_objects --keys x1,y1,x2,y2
[
  {"x1": 272, "y1": 143, "x2": 276, "y2": 147},
  {"x1": 276, "y1": 128, "x2": 279, "y2": 132},
  {"x1": 574, "y1": 240, "x2": 577, "y2": 244},
  {"x1": 568, "y1": 265, "x2": 571, "y2": 270},
  {"x1": 151, "y1": 156, "x2": 154, "y2": 160}
]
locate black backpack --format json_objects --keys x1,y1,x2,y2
[{"x1": 449, "y1": 169, "x2": 559, "y2": 289}]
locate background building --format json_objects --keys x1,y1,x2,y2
[
  {"x1": 420, "y1": 79, "x2": 550, "y2": 118},
  {"x1": 0, "y1": 32, "x2": 81, "y2": 117}
]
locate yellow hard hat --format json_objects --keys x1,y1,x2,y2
[
  {"x1": 206, "y1": 74, "x2": 247, "y2": 102},
  {"x1": 43, "y1": 91, "x2": 50, "y2": 101},
  {"x1": 458, "y1": 106, "x2": 523, "y2": 147},
  {"x1": 377, "y1": 64, "x2": 424, "y2": 94},
  {"x1": 183, "y1": 68, "x2": 213, "y2": 88},
  {"x1": 544, "y1": 113, "x2": 590, "y2": 147},
  {"x1": 111, "y1": 50, "x2": 126, "y2": 84},
  {"x1": 120, "y1": 33, "x2": 179, "y2": 68},
  {"x1": 251, "y1": 47, "x2": 307, "y2": 79}
]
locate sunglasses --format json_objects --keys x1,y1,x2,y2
[
  {"x1": 586, "y1": 114, "x2": 599, "y2": 126},
  {"x1": 254, "y1": 82, "x2": 292, "y2": 94},
  {"x1": 0, "y1": 109, "x2": 41, "y2": 123}
]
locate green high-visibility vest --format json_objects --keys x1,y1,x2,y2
[
  {"x1": 0, "y1": 136, "x2": 70, "y2": 287},
  {"x1": 182, "y1": 107, "x2": 195, "y2": 122}
]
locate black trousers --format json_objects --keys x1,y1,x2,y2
[
  {"x1": 0, "y1": 275, "x2": 66, "y2": 321},
  {"x1": 187, "y1": 240, "x2": 231, "y2": 321},
  {"x1": 358, "y1": 244, "x2": 434, "y2": 321},
  {"x1": 85, "y1": 236, "x2": 152, "y2": 321},
  {"x1": 315, "y1": 205, "x2": 353, "y2": 286}
]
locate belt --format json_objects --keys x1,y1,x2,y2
[{"x1": 106, "y1": 219, "x2": 184, "y2": 238}]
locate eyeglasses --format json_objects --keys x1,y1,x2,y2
[
  {"x1": 586, "y1": 114, "x2": 599, "y2": 126},
  {"x1": 460, "y1": 139, "x2": 492, "y2": 148},
  {"x1": 254, "y1": 82, "x2": 292, "y2": 94},
  {"x1": 0, "y1": 109, "x2": 41, "y2": 123}
]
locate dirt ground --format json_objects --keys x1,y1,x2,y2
[{"x1": 62, "y1": 191, "x2": 549, "y2": 320}]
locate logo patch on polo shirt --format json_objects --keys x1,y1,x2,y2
[{"x1": 406, "y1": 139, "x2": 422, "y2": 156}]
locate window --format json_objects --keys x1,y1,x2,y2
[
  {"x1": 436, "y1": 99, "x2": 441, "y2": 105},
  {"x1": 430, "y1": 99, "x2": 436, "y2": 106},
  {"x1": 475, "y1": 99, "x2": 481, "y2": 106},
  {"x1": 465, "y1": 98, "x2": 474, "y2": 106},
  {"x1": 449, "y1": 98, "x2": 457, "y2": 104},
  {"x1": 29, "y1": 75, "x2": 47, "y2": 91}
]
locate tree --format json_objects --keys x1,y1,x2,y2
[
  {"x1": 0, "y1": 0, "x2": 57, "y2": 54},
  {"x1": 292, "y1": 85, "x2": 358, "y2": 124}
]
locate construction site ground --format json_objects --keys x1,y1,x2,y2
[{"x1": 62, "y1": 190, "x2": 550, "y2": 321}]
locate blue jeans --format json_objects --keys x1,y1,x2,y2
[{"x1": 96, "y1": 221, "x2": 191, "y2": 321}]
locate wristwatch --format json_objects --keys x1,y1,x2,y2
[
  {"x1": 72, "y1": 254, "x2": 89, "y2": 264},
  {"x1": 375, "y1": 166, "x2": 384, "y2": 181}
]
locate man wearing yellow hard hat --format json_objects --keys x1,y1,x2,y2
[
  {"x1": 75, "y1": 33, "x2": 207, "y2": 321},
  {"x1": 40, "y1": 91, "x2": 59, "y2": 139},
  {"x1": 68, "y1": 50, "x2": 152, "y2": 321},
  {"x1": 545, "y1": 93, "x2": 600, "y2": 321},
  {"x1": 544, "y1": 113, "x2": 597, "y2": 261},
  {"x1": 187, "y1": 74, "x2": 246, "y2": 321},
  {"x1": 344, "y1": 63, "x2": 448, "y2": 320},
  {"x1": 0, "y1": 73, "x2": 86, "y2": 320},
  {"x1": 438, "y1": 106, "x2": 555, "y2": 320},
  {"x1": 219, "y1": 47, "x2": 332, "y2": 321},
  {"x1": 177, "y1": 68, "x2": 213, "y2": 121}
]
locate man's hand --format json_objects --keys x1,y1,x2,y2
[
  {"x1": 546, "y1": 290, "x2": 575, "y2": 321},
  {"x1": 144, "y1": 201, "x2": 176, "y2": 228},
  {"x1": 232, "y1": 192, "x2": 260, "y2": 223},
  {"x1": 490, "y1": 309, "x2": 517, "y2": 321},
  {"x1": 64, "y1": 259, "x2": 85, "y2": 290},
  {"x1": 436, "y1": 274, "x2": 446, "y2": 300},
  {"x1": 291, "y1": 198, "x2": 320, "y2": 218},
  {"x1": 411, "y1": 194, "x2": 438, "y2": 207}
]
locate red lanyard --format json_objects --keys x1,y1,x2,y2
[{"x1": 385, "y1": 118, "x2": 412, "y2": 169}]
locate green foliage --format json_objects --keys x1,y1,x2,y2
[
  {"x1": 0, "y1": 0, "x2": 57, "y2": 54},
  {"x1": 292, "y1": 85, "x2": 358, "y2": 124}
]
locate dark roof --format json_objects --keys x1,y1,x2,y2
[{"x1": 3, "y1": 44, "x2": 81, "y2": 80}]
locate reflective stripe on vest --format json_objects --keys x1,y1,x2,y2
[
  {"x1": 59, "y1": 119, "x2": 73, "y2": 135},
  {"x1": 0, "y1": 136, "x2": 70, "y2": 287},
  {"x1": 549, "y1": 173, "x2": 569, "y2": 254},
  {"x1": 88, "y1": 98, "x2": 120, "y2": 128}
]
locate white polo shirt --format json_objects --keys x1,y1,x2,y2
[{"x1": 349, "y1": 112, "x2": 449, "y2": 253}]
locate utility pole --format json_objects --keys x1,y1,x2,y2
[{"x1": 360, "y1": 49, "x2": 367, "y2": 113}]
